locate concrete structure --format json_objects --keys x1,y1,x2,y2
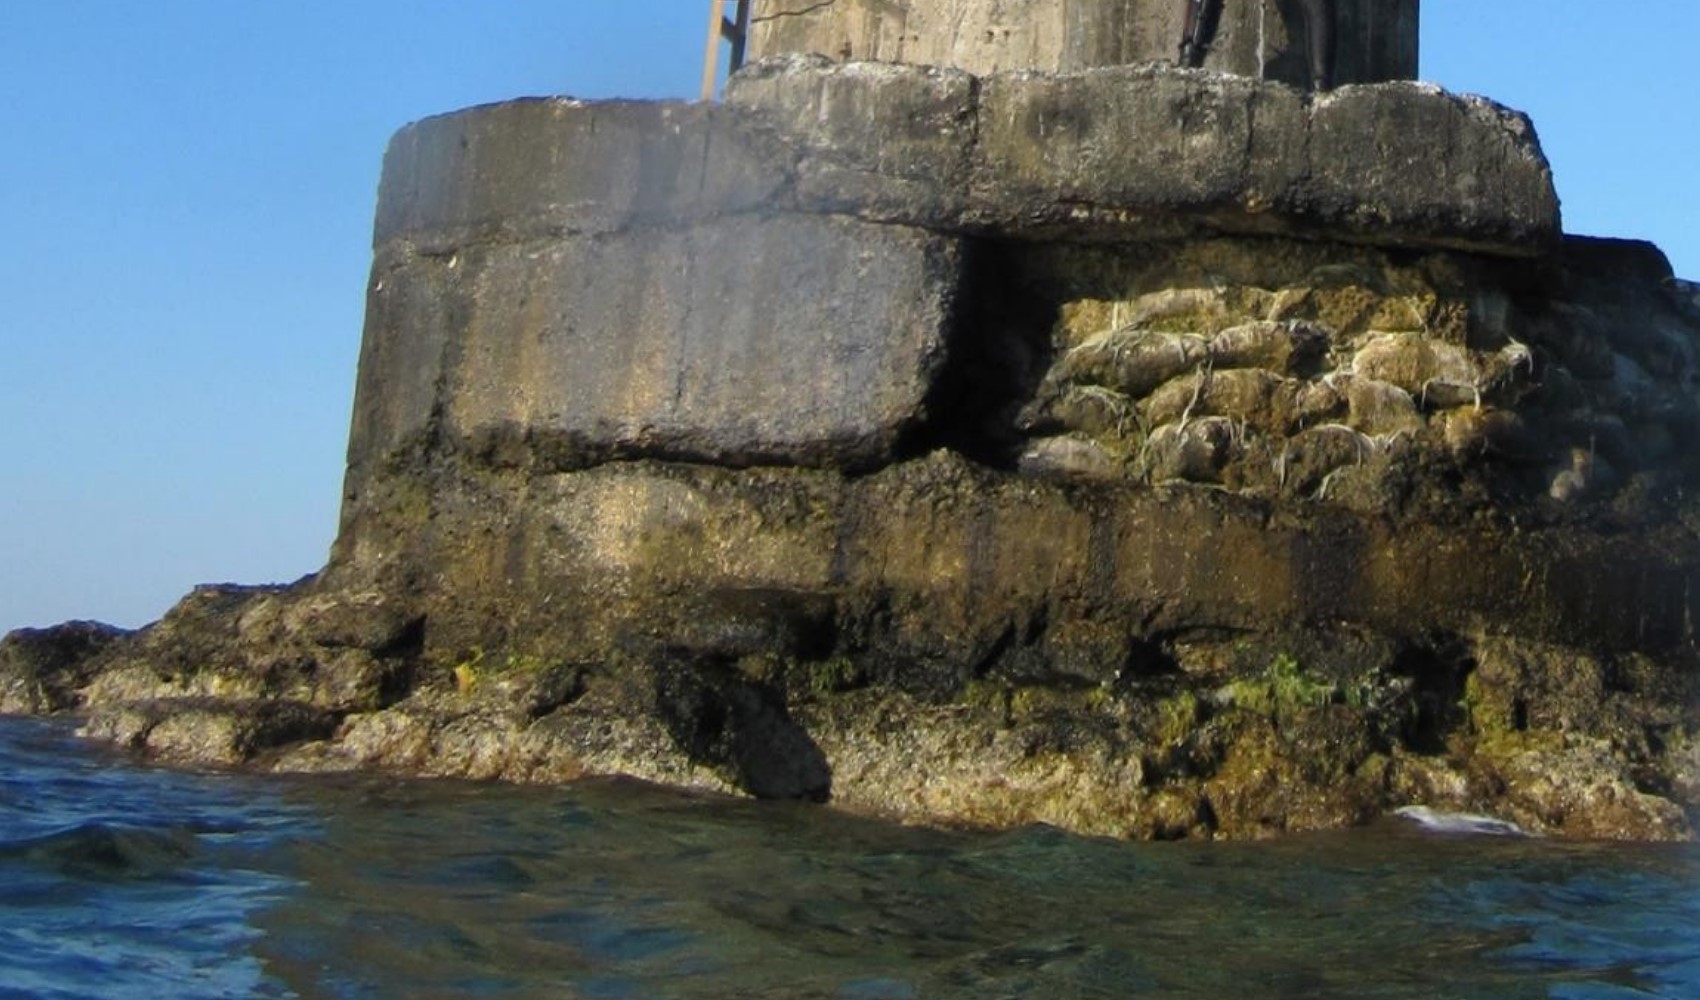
[
  {"x1": 747, "y1": 0, "x2": 1418, "y2": 89},
  {"x1": 20, "y1": 48, "x2": 1700, "y2": 846},
  {"x1": 354, "y1": 98, "x2": 961, "y2": 482},
  {"x1": 343, "y1": 61, "x2": 1559, "y2": 533},
  {"x1": 725, "y1": 57, "x2": 1557, "y2": 253}
]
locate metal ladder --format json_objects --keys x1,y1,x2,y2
[{"x1": 700, "y1": 0, "x2": 754, "y2": 100}]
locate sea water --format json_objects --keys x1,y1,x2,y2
[{"x1": 3, "y1": 716, "x2": 1699, "y2": 1000}]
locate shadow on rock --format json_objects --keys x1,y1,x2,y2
[{"x1": 653, "y1": 654, "x2": 832, "y2": 803}]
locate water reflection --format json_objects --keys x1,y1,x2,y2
[
  {"x1": 3, "y1": 717, "x2": 1699, "y2": 1000},
  {"x1": 258, "y1": 775, "x2": 1700, "y2": 999}
]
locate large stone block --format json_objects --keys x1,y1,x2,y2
[
  {"x1": 347, "y1": 93, "x2": 967, "y2": 494},
  {"x1": 341, "y1": 249, "x2": 458, "y2": 488},
  {"x1": 747, "y1": 0, "x2": 1418, "y2": 89},
  {"x1": 972, "y1": 67, "x2": 1559, "y2": 252},
  {"x1": 725, "y1": 58, "x2": 978, "y2": 226},
  {"x1": 1301, "y1": 83, "x2": 1561, "y2": 251},
  {"x1": 729, "y1": 58, "x2": 1561, "y2": 254},
  {"x1": 967, "y1": 65, "x2": 1310, "y2": 238},
  {"x1": 373, "y1": 98, "x2": 786, "y2": 251},
  {"x1": 349, "y1": 214, "x2": 961, "y2": 479}
]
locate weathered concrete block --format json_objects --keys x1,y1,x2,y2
[
  {"x1": 751, "y1": 0, "x2": 1070, "y2": 76},
  {"x1": 347, "y1": 93, "x2": 968, "y2": 491},
  {"x1": 342, "y1": 254, "x2": 458, "y2": 484},
  {"x1": 968, "y1": 66, "x2": 1308, "y2": 237},
  {"x1": 725, "y1": 56, "x2": 977, "y2": 226},
  {"x1": 351, "y1": 214, "x2": 961, "y2": 477},
  {"x1": 1302, "y1": 83, "x2": 1560, "y2": 252},
  {"x1": 373, "y1": 98, "x2": 787, "y2": 251},
  {"x1": 968, "y1": 65, "x2": 1559, "y2": 252},
  {"x1": 1247, "y1": 0, "x2": 1421, "y2": 88},
  {"x1": 727, "y1": 59, "x2": 1558, "y2": 254},
  {"x1": 748, "y1": 0, "x2": 1418, "y2": 89}
]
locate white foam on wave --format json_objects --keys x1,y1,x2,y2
[{"x1": 1393, "y1": 805, "x2": 1530, "y2": 838}]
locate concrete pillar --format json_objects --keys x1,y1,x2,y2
[{"x1": 747, "y1": 0, "x2": 1417, "y2": 89}]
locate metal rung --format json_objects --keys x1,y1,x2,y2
[{"x1": 701, "y1": 0, "x2": 753, "y2": 101}]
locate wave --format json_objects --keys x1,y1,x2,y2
[{"x1": 0, "y1": 821, "x2": 197, "y2": 879}]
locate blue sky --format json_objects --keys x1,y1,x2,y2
[{"x1": 2, "y1": 2, "x2": 1697, "y2": 633}]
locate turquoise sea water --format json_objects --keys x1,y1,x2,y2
[{"x1": 3, "y1": 716, "x2": 1699, "y2": 999}]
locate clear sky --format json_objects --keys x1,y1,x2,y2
[{"x1": 2, "y1": 1, "x2": 1697, "y2": 634}]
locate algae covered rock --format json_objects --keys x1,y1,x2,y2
[
  {"x1": 0, "y1": 621, "x2": 131, "y2": 714},
  {"x1": 82, "y1": 698, "x2": 341, "y2": 767}
]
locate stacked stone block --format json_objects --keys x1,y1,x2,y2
[{"x1": 345, "y1": 58, "x2": 1562, "y2": 529}]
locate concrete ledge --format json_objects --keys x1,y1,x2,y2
[
  {"x1": 729, "y1": 57, "x2": 1562, "y2": 255},
  {"x1": 372, "y1": 98, "x2": 788, "y2": 251},
  {"x1": 1299, "y1": 82, "x2": 1559, "y2": 251},
  {"x1": 379, "y1": 60, "x2": 1559, "y2": 262}
]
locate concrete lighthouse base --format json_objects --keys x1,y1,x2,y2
[{"x1": 746, "y1": 0, "x2": 1418, "y2": 89}]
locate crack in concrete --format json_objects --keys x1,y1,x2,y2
[{"x1": 751, "y1": 0, "x2": 840, "y2": 25}]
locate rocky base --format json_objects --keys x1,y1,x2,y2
[
  {"x1": 6, "y1": 586, "x2": 1699, "y2": 843},
  {"x1": 8, "y1": 445, "x2": 1700, "y2": 843}
]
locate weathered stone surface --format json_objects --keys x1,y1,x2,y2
[
  {"x1": 1005, "y1": 235, "x2": 1700, "y2": 505},
  {"x1": 726, "y1": 58, "x2": 1559, "y2": 255},
  {"x1": 747, "y1": 0, "x2": 1419, "y2": 90},
  {"x1": 1303, "y1": 83, "x2": 1558, "y2": 251},
  {"x1": 373, "y1": 98, "x2": 785, "y2": 250},
  {"x1": 725, "y1": 58, "x2": 978, "y2": 226},
  {"x1": 753, "y1": 0, "x2": 1072, "y2": 77},
  {"x1": 272, "y1": 590, "x2": 419, "y2": 652},
  {"x1": 350, "y1": 213, "x2": 961, "y2": 484},
  {"x1": 351, "y1": 88, "x2": 975, "y2": 489},
  {"x1": 351, "y1": 59, "x2": 1557, "y2": 520},
  {"x1": 23, "y1": 583, "x2": 421, "y2": 736},
  {"x1": 967, "y1": 66, "x2": 1558, "y2": 252},
  {"x1": 50, "y1": 446, "x2": 1700, "y2": 838},
  {"x1": 81, "y1": 698, "x2": 341, "y2": 766},
  {"x1": 366, "y1": 54, "x2": 1561, "y2": 433},
  {"x1": 295, "y1": 206, "x2": 1700, "y2": 838},
  {"x1": 337, "y1": 451, "x2": 1700, "y2": 698},
  {"x1": 0, "y1": 621, "x2": 130, "y2": 714}
]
